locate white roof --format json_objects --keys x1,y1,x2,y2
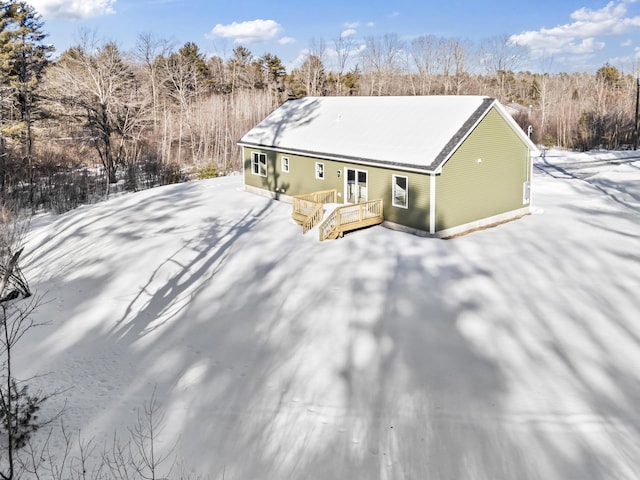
[{"x1": 239, "y1": 95, "x2": 526, "y2": 170}]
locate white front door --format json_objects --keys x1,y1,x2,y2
[{"x1": 345, "y1": 168, "x2": 368, "y2": 203}]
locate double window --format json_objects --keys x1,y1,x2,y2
[
  {"x1": 281, "y1": 157, "x2": 290, "y2": 173},
  {"x1": 251, "y1": 152, "x2": 267, "y2": 177},
  {"x1": 392, "y1": 175, "x2": 408, "y2": 208}
]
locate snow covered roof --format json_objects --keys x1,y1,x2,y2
[{"x1": 239, "y1": 96, "x2": 534, "y2": 171}]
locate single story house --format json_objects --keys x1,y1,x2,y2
[{"x1": 238, "y1": 95, "x2": 538, "y2": 238}]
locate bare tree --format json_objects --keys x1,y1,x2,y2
[
  {"x1": 47, "y1": 35, "x2": 142, "y2": 187},
  {"x1": 479, "y1": 34, "x2": 527, "y2": 101},
  {"x1": 411, "y1": 35, "x2": 439, "y2": 95},
  {"x1": 333, "y1": 33, "x2": 355, "y2": 95},
  {"x1": 0, "y1": 215, "x2": 54, "y2": 480},
  {"x1": 450, "y1": 38, "x2": 472, "y2": 95},
  {"x1": 302, "y1": 38, "x2": 327, "y2": 96},
  {"x1": 295, "y1": 54, "x2": 326, "y2": 96},
  {"x1": 135, "y1": 33, "x2": 172, "y2": 130},
  {"x1": 361, "y1": 34, "x2": 404, "y2": 95},
  {"x1": 158, "y1": 45, "x2": 202, "y2": 165}
]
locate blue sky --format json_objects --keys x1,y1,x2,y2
[{"x1": 25, "y1": 0, "x2": 640, "y2": 73}]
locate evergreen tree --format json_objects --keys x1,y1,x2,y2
[
  {"x1": 178, "y1": 41, "x2": 210, "y2": 81},
  {"x1": 0, "y1": 1, "x2": 53, "y2": 204},
  {"x1": 226, "y1": 45, "x2": 253, "y2": 91}
]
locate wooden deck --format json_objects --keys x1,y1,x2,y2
[
  {"x1": 292, "y1": 189, "x2": 337, "y2": 233},
  {"x1": 292, "y1": 190, "x2": 384, "y2": 240},
  {"x1": 318, "y1": 199, "x2": 384, "y2": 241}
]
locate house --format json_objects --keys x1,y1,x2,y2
[{"x1": 238, "y1": 95, "x2": 538, "y2": 238}]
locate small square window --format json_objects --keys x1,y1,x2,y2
[
  {"x1": 251, "y1": 152, "x2": 267, "y2": 177},
  {"x1": 392, "y1": 175, "x2": 408, "y2": 208},
  {"x1": 315, "y1": 162, "x2": 324, "y2": 180},
  {"x1": 281, "y1": 157, "x2": 290, "y2": 173}
]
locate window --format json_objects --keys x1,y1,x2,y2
[
  {"x1": 281, "y1": 157, "x2": 290, "y2": 173},
  {"x1": 251, "y1": 152, "x2": 267, "y2": 177},
  {"x1": 315, "y1": 162, "x2": 324, "y2": 180},
  {"x1": 392, "y1": 175, "x2": 408, "y2": 208}
]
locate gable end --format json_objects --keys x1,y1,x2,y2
[{"x1": 429, "y1": 97, "x2": 494, "y2": 170}]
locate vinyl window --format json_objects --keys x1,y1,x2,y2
[
  {"x1": 251, "y1": 152, "x2": 267, "y2": 177},
  {"x1": 315, "y1": 162, "x2": 325, "y2": 180},
  {"x1": 281, "y1": 157, "x2": 290, "y2": 173},
  {"x1": 392, "y1": 175, "x2": 408, "y2": 208}
]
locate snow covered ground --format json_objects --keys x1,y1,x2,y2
[{"x1": 18, "y1": 149, "x2": 640, "y2": 479}]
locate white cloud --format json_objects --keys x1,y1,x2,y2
[
  {"x1": 341, "y1": 28, "x2": 357, "y2": 38},
  {"x1": 367, "y1": 22, "x2": 375, "y2": 27},
  {"x1": 621, "y1": 38, "x2": 633, "y2": 46},
  {"x1": 287, "y1": 48, "x2": 310, "y2": 70},
  {"x1": 278, "y1": 36, "x2": 296, "y2": 45},
  {"x1": 27, "y1": 0, "x2": 116, "y2": 19},
  {"x1": 207, "y1": 19, "x2": 282, "y2": 44},
  {"x1": 389, "y1": 11, "x2": 400, "y2": 18},
  {"x1": 344, "y1": 21, "x2": 359, "y2": 29},
  {"x1": 510, "y1": 0, "x2": 640, "y2": 59}
]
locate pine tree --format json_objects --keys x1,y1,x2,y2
[{"x1": 0, "y1": 1, "x2": 53, "y2": 206}]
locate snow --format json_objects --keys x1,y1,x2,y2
[
  {"x1": 239, "y1": 96, "x2": 498, "y2": 168},
  {"x1": 16, "y1": 150, "x2": 640, "y2": 479}
]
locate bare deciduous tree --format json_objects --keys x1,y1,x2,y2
[
  {"x1": 361, "y1": 34, "x2": 404, "y2": 95},
  {"x1": 333, "y1": 33, "x2": 355, "y2": 95},
  {"x1": 0, "y1": 215, "x2": 56, "y2": 480},
  {"x1": 48, "y1": 35, "x2": 142, "y2": 188},
  {"x1": 411, "y1": 35, "x2": 438, "y2": 95},
  {"x1": 479, "y1": 34, "x2": 528, "y2": 101}
]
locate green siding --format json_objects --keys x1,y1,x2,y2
[
  {"x1": 243, "y1": 147, "x2": 431, "y2": 232},
  {"x1": 435, "y1": 108, "x2": 529, "y2": 232}
]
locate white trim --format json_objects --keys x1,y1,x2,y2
[
  {"x1": 392, "y1": 174, "x2": 409, "y2": 209},
  {"x1": 251, "y1": 151, "x2": 267, "y2": 177},
  {"x1": 239, "y1": 100, "x2": 539, "y2": 174},
  {"x1": 242, "y1": 146, "x2": 247, "y2": 187},
  {"x1": 344, "y1": 167, "x2": 368, "y2": 203},
  {"x1": 527, "y1": 148, "x2": 534, "y2": 206},
  {"x1": 433, "y1": 100, "x2": 540, "y2": 171},
  {"x1": 238, "y1": 143, "x2": 431, "y2": 175},
  {"x1": 491, "y1": 101, "x2": 540, "y2": 156},
  {"x1": 281, "y1": 156, "x2": 290, "y2": 173},
  {"x1": 429, "y1": 173, "x2": 436, "y2": 235},
  {"x1": 315, "y1": 161, "x2": 325, "y2": 179},
  {"x1": 522, "y1": 180, "x2": 531, "y2": 204},
  {"x1": 244, "y1": 184, "x2": 529, "y2": 238}
]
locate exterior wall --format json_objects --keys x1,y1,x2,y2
[
  {"x1": 435, "y1": 107, "x2": 530, "y2": 232},
  {"x1": 243, "y1": 147, "x2": 431, "y2": 232}
]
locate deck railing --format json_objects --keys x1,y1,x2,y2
[
  {"x1": 319, "y1": 199, "x2": 384, "y2": 241},
  {"x1": 292, "y1": 189, "x2": 337, "y2": 233},
  {"x1": 319, "y1": 209, "x2": 338, "y2": 241},
  {"x1": 302, "y1": 203, "x2": 324, "y2": 234},
  {"x1": 294, "y1": 189, "x2": 337, "y2": 205}
]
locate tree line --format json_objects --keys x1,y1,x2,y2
[{"x1": 1, "y1": 0, "x2": 638, "y2": 213}]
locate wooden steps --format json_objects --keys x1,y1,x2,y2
[
  {"x1": 318, "y1": 199, "x2": 384, "y2": 241},
  {"x1": 292, "y1": 190, "x2": 384, "y2": 240}
]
